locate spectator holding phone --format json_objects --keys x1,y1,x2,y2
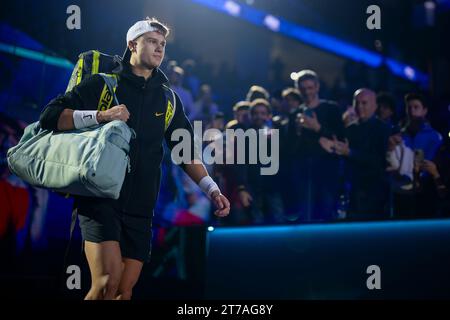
[
  {"x1": 319, "y1": 88, "x2": 390, "y2": 220},
  {"x1": 287, "y1": 70, "x2": 344, "y2": 221},
  {"x1": 387, "y1": 93, "x2": 442, "y2": 217}
]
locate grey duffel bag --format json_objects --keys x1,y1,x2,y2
[{"x1": 7, "y1": 119, "x2": 135, "y2": 199}]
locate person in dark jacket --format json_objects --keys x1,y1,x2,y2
[
  {"x1": 233, "y1": 99, "x2": 284, "y2": 224},
  {"x1": 39, "y1": 18, "x2": 230, "y2": 300},
  {"x1": 320, "y1": 88, "x2": 390, "y2": 219},
  {"x1": 287, "y1": 70, "x2": 344, "y2": 221}
]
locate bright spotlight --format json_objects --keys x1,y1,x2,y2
[
  {"x1": 404, "y1": 66, "x2": 416, "y2": 80},
  {"x1": 264, "y1": 15, "x2": 280, "y2": 32},
  {"x1": 224, "y1": 1, "x2": 241, "y2": 17}
]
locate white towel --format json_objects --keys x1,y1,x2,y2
[{"x1": 387, "y1": 142, "x2": 414, "y2": 191}]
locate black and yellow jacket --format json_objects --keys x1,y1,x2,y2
[{"x1": 39, "y1": 62, "x2": 194, "y2": 217}]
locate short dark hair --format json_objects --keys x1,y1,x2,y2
[
  {"x1": 246, "y1": 85, "x2": 270, "y2": 102},
  {"x1": 282, "y1": 87, "x2": 302, "y2": 103},
  {"x1": 250, "y1": 98, "x2": 271, "y2": 114},
  {"x1": 377, "y1": 92, "x2": 396, "y2": 113},
  {"x1": 295, "y1": 69, "x2": 319, "y2": 88},
  {"x1": 233, "y1": 101, "x2": 251, "y2": 112},
  {"x1": 404, "y1": 93, "x2": 428, "y2": 109}
]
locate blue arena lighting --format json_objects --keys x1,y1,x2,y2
[
  {"x1": 190, "y1": 0, "x2": 429, "y2": 84},
  {"x1": 210, "y1": 219, "x2": 450, "y2": 237},
  {"x1": 0, "y1": 42, "x2": 74, "y2": 69}
]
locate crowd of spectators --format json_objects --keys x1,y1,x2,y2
[{"x1": 157, "y1": 59, "x2": 449, "y2": 225}]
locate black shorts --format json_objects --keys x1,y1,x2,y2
[{"x1": 77, "y1": 201, "x2": 153, "y2": 262}]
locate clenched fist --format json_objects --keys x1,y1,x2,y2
[
  {"x1": 211, "y1": 190, "x2": 231, "y2": 217},
  {"x1": 97, "y1": 104, "x2": 130, "y2": 123}
]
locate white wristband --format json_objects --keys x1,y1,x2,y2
[
  {"x1": 73, "y1": 110, "x2": 99, "y2": 129},
  {"x1": 198, "y1": 176, "x2": 220, "y2": 199}
]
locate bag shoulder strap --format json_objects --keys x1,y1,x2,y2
[
  {"x1": 97, "y1": 73, "x2": 119, "y2": 111},
  {"x1": 162, "y1": 84, "x2": 177, "y2": 131}
]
